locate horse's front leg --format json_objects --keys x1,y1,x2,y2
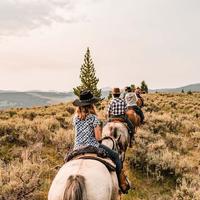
[{"x1": 119, "y1": 151, "x2": 125, "y2": 163}]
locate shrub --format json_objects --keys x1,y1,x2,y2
[
  {"x1": 0, "y1": 160, "x2": 42, "y2": 200},
  {"x1": 187, "y1": 90, "x2": 193, "y2": 95},
  {"x1": 66, "y1": 106, "x2": 75, "y2": 115}
]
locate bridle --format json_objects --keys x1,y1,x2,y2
[{"x1": 101, "y1": 136, "x2": 121, "y2": 152}]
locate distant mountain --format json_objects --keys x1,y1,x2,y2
[
  {"x1": 150, "y1": 83, "x2": 200, "y2": 93},
  {"x1": 0, "y1": 90, "x2": 110, "y2": 110},
  {"x1": 0, "y1": 91, "x2": 75, "y2": 110},
  {"x1": 101, "y1": 87, "x2": 112, "y2": 91},
  {"x1": 0, "y1": 83, "x2": 199, "y2": 109}
]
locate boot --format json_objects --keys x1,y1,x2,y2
[{"x1": 119, "y1": 170, "x2": 130, "y2": 194}]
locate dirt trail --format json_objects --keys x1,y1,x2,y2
[{"x1": 121, "y1": 149, "x2": 175, "y2": 200}]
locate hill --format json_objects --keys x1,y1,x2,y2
[
  {"x1": 0, "y1": 91, "x2": 74, "y2": 109},
  {"x1": 0, "y1": 90, "x2": 110, "y2": 110},
  {"x1": 150, "y1": 83, "x2": 200, "y2": 93},
  {"x1": 0, "y1": 83, "x2": 199, "y2": 110}
]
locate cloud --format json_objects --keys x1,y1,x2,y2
[{"x1": 0, "y1": 0, "x2": 84, "y2": 36}]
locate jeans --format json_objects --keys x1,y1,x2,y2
[
  {"x1": 130, "y1": 105, "x2": 144, "y2": 122},
  {"x1": 99, "y1": 144, "x2": 122, "y2": 176}
]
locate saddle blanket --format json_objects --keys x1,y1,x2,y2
[{"x1": 65, "y1": 146, "x2": 116, "y2": 171}]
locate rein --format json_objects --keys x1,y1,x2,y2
[{"x1": 101, "y1": 136, "x2": 119, "y2": 152}]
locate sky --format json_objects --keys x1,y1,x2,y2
[{"x1": 0, "y1": 0, "x2": 199, "y2": 91}]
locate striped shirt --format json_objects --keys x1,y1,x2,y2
[
  {"x1": 107, "y1": 97, "x2": 127, "y2": 116},
  {"x1": 73, "y1": 114, "x2": 100, "y2": 150}
]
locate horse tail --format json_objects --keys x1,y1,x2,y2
[{"x1": 63, "y1": 175, "x2": 87, "y2": 200}]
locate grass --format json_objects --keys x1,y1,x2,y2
[
  {"x1": 122, "y1": 149, "x2": 175, "y2": 200},
  {"x1": 0, "y1": 92, "x2": 200, "y2": 200}
]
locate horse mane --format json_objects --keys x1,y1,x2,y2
[
  {"x1": 63, "y1": 175, "x2": 87, "y2": 200},
  {"x1": 109, "y1": 126, "x2": 118, "y2": 139}
]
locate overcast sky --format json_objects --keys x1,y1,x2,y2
[{"x1": 0, "y1": 0, "x2": 199, "y2": 91}]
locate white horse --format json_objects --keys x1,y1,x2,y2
[
  {"x1": 102, "y1": 122, "x2": 130, "y2": 162},
  {"x1": 48, "y1": 138, "x2": 120, "y2": 200}
]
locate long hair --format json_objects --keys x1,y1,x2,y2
[
  {"x1": 63, "y1": 175, "x2": 87, "y2": 200},
  {"x1": 76, "y1": 104, "x2": 97, "y2": 120}
]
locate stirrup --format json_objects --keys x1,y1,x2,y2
[{"x1": 119, "y1": 177, "x2": 131, "y2": 194}]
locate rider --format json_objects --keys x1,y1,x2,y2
[
  {"x1": 135, "y1": 87, "x2": 144, "y2": 108},
  {"x1": 107, "y1": 87, "x2": 134, "y2": 138},
  {"x1": 72, "y1": 89, "x2": 130, "y2": 194},
  {"x1": 120, "y1": 86, "x2": 129, "y2": 99},
  {"x1": 125, "y1": 87, "x2": 145, "y2": 124}
]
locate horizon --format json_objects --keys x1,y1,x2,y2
[
  {"x1": 0, "y1": 82, "x2": 199, "y2": 93},
  {"x1": 0, "y1": 0, "x2": 200, "y2": 91}
]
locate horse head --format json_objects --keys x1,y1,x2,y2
[{"x1": 102, "y1": 122, "x2": 130, "y2": 162}]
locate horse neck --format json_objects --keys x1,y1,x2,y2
[{"x1": 101, "y1": 138, "x2": 114, "y2": 149}]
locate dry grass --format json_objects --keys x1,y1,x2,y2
[
  {"x1": 0, "y1": 93, "x2": 200, "y2": 200},
  {"x1": 0, "y1": 102, "x2": 75, "y2": 200},
  {"x1": 127, "y1": 93, "x2": 200, "y2": 200}
]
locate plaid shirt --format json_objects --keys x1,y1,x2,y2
[
  {"x1": 73, "y1": 114, "x2": 100, "y2": 150},
  {"x1": 107, "y1": 97, "x2": 127, "y2": 116}
]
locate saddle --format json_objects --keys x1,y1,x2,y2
[
  {"x1": 109, "y1": 117, "x2": 125, "y2": 123},
  {"x1": 65, "y1": 146, "x2": 116, "y2": 171},
  {"x1": 109, "y1": 117, "x2": 129, "y2": 130},
  {"x1": 127, "y1": 106, "x2": 140, "y2": 113}
]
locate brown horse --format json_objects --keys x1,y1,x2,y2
[
  {"x1": 136, "y1": 98, "x2": 143, "y2": 108},
  {"x1": 125, "y1": 108, "x2": 141, "y2": 147},
  {"x1": 126, "y1": 107, "x2": 141, "y2": 138}
]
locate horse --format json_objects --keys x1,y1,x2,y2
[
  {"x1": 102, "y1": 122, "x2": 130, "y2": 162},
  {"x1": 126, "y1": 108, "x2": 141, "y2": 128},
  {"x1": 48, "y1": 137, "x2": 121, "y2": 200},
  {"x1": 136, "y1": 98, "x2": 143, "y2": 108}
]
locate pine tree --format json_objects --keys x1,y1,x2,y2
[
  {"x1": 73, "y1": 48, "x2": 102, "y2": 98},
  {"x1": 130, "y1": 84, "x2": 136, "y2": 92},
  {"x1": 108, "y1": 91, "x2": 112, "y2": 100},
  {"x1": 141, "y1": 80, "x2": 148, "y2": 93}
]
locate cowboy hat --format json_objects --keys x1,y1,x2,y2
[
  {"x1": 73, "y1": 90, "x2": 100, "y2": 107},
  {"x1": 112, "y1": 87, "x2": 121, "y2": 95},
  {"x1": 126, "y1": 86, "x2": 131, "y2": 92}
]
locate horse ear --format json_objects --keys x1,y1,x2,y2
[{"x1": 116, "y1": 134, "x2": 121, "y2": 142}]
